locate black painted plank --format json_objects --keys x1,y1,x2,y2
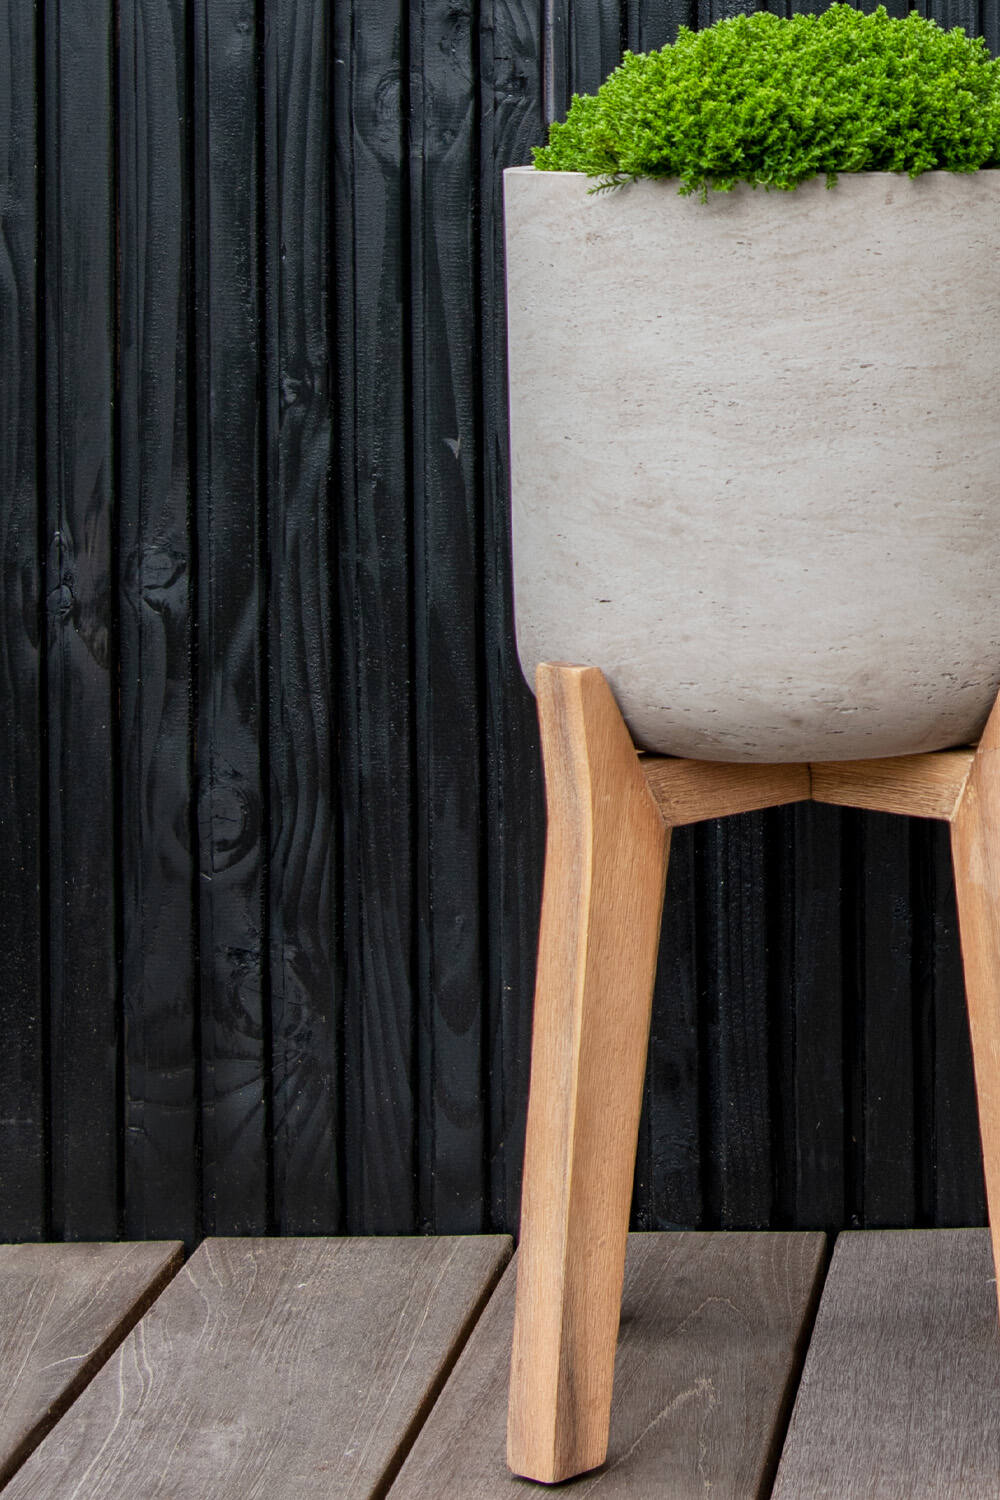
[
  {"x1": 263, "y1": 0, "x2": 339, "y2": 1234},
  {"x1": 118, "y1": 0, "x2": 198, "y2": 1244},
  {"x1": 923, "y1": 821, "x2": 985, "y2": 1225},
  {"x1": 627, "y1": 0, "x2": 697, "y2": 52},
  {"x1": 0, "y1": 0, "x2": 45, "y2": 1239},
  {"x1": 858, "y1": 813, "x2": 917, "y2": 1226},
  {"x1": 44, "y1": 0, "x2": 119, "y2": 1240},
  {"x1": 701, "y1": 814, "x2": 774, "y2": 1228},
  {"x1": 634, "y1": 827, "x2": 702, "y2": 1230},
  {"x1": 480, "y1": 0, "x2": 547, "y2": 1234},
  {"x1": 773, "y1": 804, "x2": 846, "y2": 1230},
  {"x1": 409, "y1": 0, "x2": 487, "y2": 1234},
  {"x1": 334, "y1": 0, "x2": 418, "y2": 1232},
  {"x1": 192, "y1": 0, "x2": 269, "y2": 1234}
]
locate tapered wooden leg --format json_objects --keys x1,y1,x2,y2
[
  {"x1": 507, "y1": 664, "x2": 669, "y2": 1484},
  {"x1": 950, "y1": 695, "x2": 1000, "y2": 1312}
]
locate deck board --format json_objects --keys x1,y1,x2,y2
[
  {"x1": 389, "y1": 1231, "x2": 826, "y2": 1498},
  {"x1": 3, "y1": 1235, "x2": 510, "y2": 1499},
  {"x1": 0, "y1": 1241, "x2": 183, "y2": 1487},
  {"x1": 772, "y1": 1228, "x2": 1000, "y2": 1498}
]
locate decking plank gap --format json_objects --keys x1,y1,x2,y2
[
  {"x1": 389, "y1": 1231, "x2": 826, "y2": 1497},
  {"x1": 773, "y1": 1228, "x2": 1000, "y2": 1498},
  {"x1": 2, "y1": 1236, "x2": 511, "y2": 1500},
  {"x1": 0, "y1": 1241, "x2": 182, "y2": 1490}
]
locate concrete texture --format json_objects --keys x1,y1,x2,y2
[{"x1": 504, "y1": 168, "x2": 1000, "y2": 761}]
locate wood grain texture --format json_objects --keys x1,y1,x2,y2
[
  {"x1": 4, "y1": 1236, "x2": 511, "y2": 1500},
  {"x1": 508, "y1": 665, "x2": 669, "y2": 1483},
  {"x1": 410, "y1": 0, "x2": 487, "y2": 1233},
  {"x1": 334, "y1": 0, "x2": 417, "y2": 1234},
  {"x1": 480, "y1": 0, "x2": 547, "y2": 1236},
  {"x1": 192, "y1": 0, "x2": 269, "y2": 1234},
  {"x1": 642, "y1": 757, "x2": 810, "y2": 827},
  {"x1": 773, "y1": 1229, "x2": 1000, "y2": 1498},
  {"x1": 118, "y1": 0, "x2": 198, "y2": 1244},
  {"x1": 811, "y1": 751, "x2": 974, "y2": 821},
  {"x1": 856, "y1": 814, "x2": 918, "y2": 1226},
  {"x1": 393, "y1": 1232, "x2": 827, "y2": 1498},
  {"x1": 627, "y1": 0, "x2": 697, "y2": 52},
  {"x1": 0, "y1": 1241, "x2": 182, "y2": 1488},
  {"x1": 44, "y1": 0, "x2": 120, "y2": 1240},
  {"x1": 634, "y1": 824, "x2": 702, "y2": 1231},
  {"x1": 949, "y1": 694, "x2": 1000, "y2": 1293},
  {"x1": 263, "y1": 0, "x2": 338, "y2": 1234},
  {"x1": 0, "y1": 0, "x2": 44, "y2": 1239},
  {"x1": 772, "y1": 804, "x2": 846, "y2": 1230},
  {"x1": 702, "y1": 812, "x2": 775, "y2": 1228}
]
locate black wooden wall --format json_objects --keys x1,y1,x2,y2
[{"x1": 1, "y1": 0, "x2": 995, "y2": 1247}]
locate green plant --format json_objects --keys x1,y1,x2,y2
[{"x1": 533, "y1": 4, "x2": 1000, "y2": 196}]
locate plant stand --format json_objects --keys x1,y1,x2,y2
[{"x1": 507, "y1": 661, "x2": 1000, "y2": 1486}]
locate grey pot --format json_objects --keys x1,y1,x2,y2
[{"x1": 504, "y1": 166, "x2": 1000, "y2": 762}]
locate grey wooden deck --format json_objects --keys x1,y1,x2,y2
[{"x1": 0, "y1": 1231, "x2": 996, "y2": 1497}]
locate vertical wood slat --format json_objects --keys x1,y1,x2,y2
[
  {"x1": 702, "y1": 814, "x2": 774, "y2": 1228},
  {"x1": 0, "y1": 0, "x2": 45, "y2": 1239},
  {"x1": 263, "y1": 0, "x2": 339, "y2": 1234},
  {"x1": 44, "y1": 0, "x2": 120, "y2": 1240},
  {"x1": 480, "y1": 0, "x2": 547, "y2": 1234},
  {"x1": 858, "y1": 814, "x2": 917, "y2": 1226},
  {"x1": 192, "y1": 0, "x2": 269, "y2": 1234},
  {"x1": 410, "y1": 0, "x2": 487, "y2": 1233},
  {"x1": 118, "y1": 0, "x2": 198, "y2": 1244},
  {"x1": 773, "y1": 804, "x2": 846, "y2": 1230},
  {"x1": 334, "y1": 0, "x2": 418, "y2": 1232}
]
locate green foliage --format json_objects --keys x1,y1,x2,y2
[{"x1": 533, "y1": 5, "x2": 1000, "y2": 196}]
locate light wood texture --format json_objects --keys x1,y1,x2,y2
[
  {"x1": 773, "y1": 1229, "x2": 1000, "y2": 1498},
  {"x1": 0, "y1": 1241, "x2": 182, "y2": 1488},
  {"x1": 811, "y1": 750, "x2": 975, "y2": 820},
  {"x1": 641, "y1": 757, "x2": 811, "y2": 825},
  {"x1": 508, "y1": 664, "x2": 670, "y2": 1483},
  {"x1": 950, "y1": 697, "x2": 1000, "y2": 1304},
  {"x1": 394, "y1": 1232, "x2": 826, "y2": 1498},
  {"x1": 3, "y1": 1236, "x2": 510, "y2": 1500}
]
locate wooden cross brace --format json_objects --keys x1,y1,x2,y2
[{"x1": 507, "y1": 662, "x2": 1000, "y2": 1485}]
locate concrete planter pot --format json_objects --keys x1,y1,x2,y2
[{"x1": 504, "y1": 166, "x2": 1000, "y2": 762}]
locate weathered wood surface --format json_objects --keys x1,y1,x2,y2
[
  {"x1": 772, "y1": 1229, "x2": 1000, "y2": 1498},
  {"x1": 394, "y1": 1231, "x2": 826, "y2": 1497},
  {"x1": 0, "y1": 1241, "x2": 182, "y2": 1488},
  {"x1": 508, "y1": 666, "x2": 669, "y2": 1482},
  {"x1": 192, "y1": 0, "x2": 268, "y2": 1236},
  {"x1": 811, "y1": 751, "x2": 975, "y2": 821},
  {"x1": 118, "y1": 0, "x2": 198, "y2": 1245},
  {"x1": 642, "y1": 758, "x2": 810, "y2": 827},
  {"x1": 44, "y1": 0, "x2": 119, "y2": 1241},
  {"x1": 0, "y1": 0, "x2": 44, "y2": 1238},
  {"x1": 410, "y1": 0, "x2": 487, "y2": 1234},
  {"x1": 4, "y1": 1236, "x2": 510, "y2": 1499},
  {"x1": 334, "y1": 0, "x2": 418, "y2": 1235},
  {"x1": 263, "y1": 0, "x2": 339, "y2": 1235}
]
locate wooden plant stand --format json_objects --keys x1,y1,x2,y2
[{"x1": 507, "y1": 662, "x2": 1000, "y2": 1485}]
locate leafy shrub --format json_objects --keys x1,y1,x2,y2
[{"x1": 533, "y1": 4, "x2": 1000, "y2": 196}]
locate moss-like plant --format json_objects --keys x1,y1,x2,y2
[{"x1": 533, "y1": 4, "x2": 1000, "y2": 196}]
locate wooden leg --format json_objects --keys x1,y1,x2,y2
[
  {"x1": 950, "y1": 697, "x2": 1000, "y2": 1314},
  {"x1": 507, "y1": 664, "x2": 669, "y2": 1483}
]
